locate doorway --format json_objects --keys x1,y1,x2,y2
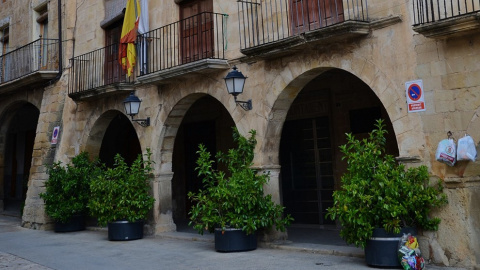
[
  {"x1": 280, "y1": 69, "x2": 398, "y2": 228},
  {"x1": 104, "y1": 20, "x2": 125, "y2": 85},
  {"x1": 281, "y1": 116, "x2": 335, "y2": 225},
  {"x1": 179, "y1": 0, "x2": 214, "y2": 63},
  {"x1": 172, "y1": 95, "x2": 235, "y2": 229},
  {"x1": 2, "y1": 103, "x2": 39, "y2": 216}
]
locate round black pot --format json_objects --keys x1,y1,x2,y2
[
  {"x1": 214, "y1": 228, "x2": 257, "y2": 252},
  {"x1": 107, "y1": 220, "x2": 144, "y2": 241},
  {"x1": 54, "y1": 215, "x2": 86, "y2": 232},
  {"x1": 365, "y1": 227, "x2": 417, "y2": 267}
]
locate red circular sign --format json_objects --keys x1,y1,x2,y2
[{"x1": 408, "y1": 84, "x2": 422, "y2": 101}]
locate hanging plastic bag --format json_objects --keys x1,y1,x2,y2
[
  {"x1": 457, "y1": 135, "x2": 477, "y2": 162},
  {"x1": 436, "y1": 137, "x2": 456, "y2": 166}
]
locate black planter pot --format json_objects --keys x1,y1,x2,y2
[
  {"x1": 54, "y1": 215, "x2": 86, "y2": 232},
  {"x1": 214, "y1": 228, "x2": 257, "y2": 252},
  {"x1": 107, "y1": 220, "x2": 144, "y2": 241},
  {"x1": 365, "y1": 227, "x2": 417, "y2": 267}
]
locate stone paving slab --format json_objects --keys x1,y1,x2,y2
[
  {"x1": 0, "y1": 215, "x2": 471, "y2": 270},
  {"x1": 0, "y1": 252, "x2": 52, "y2": 270}
]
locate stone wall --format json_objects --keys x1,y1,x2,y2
[{"x1": 1, "y1": 0, "x2": 478, "y2": 268}]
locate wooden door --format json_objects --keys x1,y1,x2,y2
[
  {"x1": 180, "y1": 0, "x2": 213, "y2": 63},
  {"x1": 104, "y1": 21, "x2": 125, "y2": 85},
  {"x1": 290, "y1": 0, "x2": 344, "y2": 35},
  {"x1": 280, "y1": 117, "x2": 335, "y2": 224}
]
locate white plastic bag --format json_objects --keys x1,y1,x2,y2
[
  {"x1": 436, "y1": 138, "x2": 456, "y2": 166},
  {"x1": 457, "y1": 135, "x2": 477, "y2": 162}
]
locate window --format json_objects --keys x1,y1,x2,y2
[
  {"x1": 0, "y1": 26, "x2": 8, "y2": 54},
  {"x1": 179, "y1": 0, "x2": 213, "y2": 63},
  {"x1": 0, "y1": 25, "x2": 9, "y2": 82},
  {"x1": 36, "y1": 5, "x2": 49, "y2": 69},
  {"x1": 105, "y1": 20, "x2": 124, "y2": 84},
  {"x1": 290, "y1": 0, "x2": 344, "y2": 35},
  {"x1": 102, "y1": 0, "x2": 126, "y2": 84}
]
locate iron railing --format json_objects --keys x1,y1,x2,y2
[
  {"x1": 0, "y1": 38, "x2": 60, "y2": 84},
  {"x1": 69, "y1": 43, "x2": 133, "y2": 95},
  {"x1": 137, "y1": 12, "x2": 228, "y2": 76},
  {"x1": 413, "y1": 0, "x2": 480, "y2": 25},
  {"x1": 238, "y1": 0, "x2": 369, "y2": 50}
]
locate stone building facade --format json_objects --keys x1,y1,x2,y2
[{"x1": 0, "y1": 0, "x2": 479, "y2": 267}]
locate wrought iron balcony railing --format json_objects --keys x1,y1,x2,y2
[
  {"x1": 0, "y1": 38, "x2": 60, "y2": 84},
  {"x1": 238, "y1": 0, "x2": 369, "y2": 50},
  {"x1": 69, "y1": 12, "x2": 227, "y2": 95},
  {"x1": 413, "y1": 0, "x2": 480, "y2": 25},
  {"x1": 68, "y1": 43, "x2": 133, "y2": 97},
  {"x1": 137, "y1": 12, "x2": 228, "y2": 76}
]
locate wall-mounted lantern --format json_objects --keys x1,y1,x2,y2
[
  {"x1": 123, "y1": 92, "x2": 150, "y2": 127},
  {"x1": 224, "y1": 66, "x2": 252, "y2": 111}
]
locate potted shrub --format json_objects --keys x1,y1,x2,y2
[
  {"x1": 88, "y1": 149, "x2": 155, "y2": 241},
  {"x1": 188, "y1": 128, "x2": 293, "y2": 252},
  {"x1": 327, "y1": 119, "x2": 448, "y2": 267},
  {"x1": 40, "y1": 152, "x2": 102, "y2": 232}
]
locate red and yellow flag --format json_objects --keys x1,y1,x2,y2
[{"x1": 119, "y1": 0, "x2": 140, "y2": 77}]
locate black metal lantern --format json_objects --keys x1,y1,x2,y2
[
  {"x1": 123, "y1": 92, "x2": 150, "y2": 127},
  {"x1": 224, "y1": 66, "x2": 252, "y2": 111}
]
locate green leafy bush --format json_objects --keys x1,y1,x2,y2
[
  {"x1": 88, "y1": 149, "x2": 155, "y2": 227},
  {"x1": 188, "y1": 128, "x2": 293, "y2": 235},
  {"x1": 40, "y1": 152, "x2": 102, "y2": 223},
  {"x1": 327, "y1": 119, "x2": 448, "y2": 248}
]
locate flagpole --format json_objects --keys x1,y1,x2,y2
[{"x1": 134, "y1": 0, "x2": 138, "y2": 19}]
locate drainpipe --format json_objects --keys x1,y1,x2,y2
[
  {"x1": 57, "y1": 0, "x2": 62, "y2": 78},
  {"x1": 47, "y1": 0, "x2": 62, "y2": 85},
  {"x1": 55, "y1": 0, "x2": 63, "y2": 80}
]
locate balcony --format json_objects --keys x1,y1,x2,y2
[
  {"x1": 136, "y1": 12, "x2": 229, "y2": 85},
  {"x1": 68, "y1": 12, "x2": 229, "y2": 99},
  {"x1": 412, "y1": 0, "x2": 480, "y2": 38},
  {"x1": 68, "y1": 43, "x2": 134, "y2": 101},
  {"x1": 0, "y1": 38, "x2": 60, "y2": 94},
  {"x1": 238, "y1": 0, "x2": 386, "y2": 58}
]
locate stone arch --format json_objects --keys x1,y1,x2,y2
[
  {"x1": 261, "y1": 58, "x2": 412, "y2": 166},
  {"x1": 157, "y1": 93, "x2": 207, "y2": 173},
  {"x1": 258, "y1": 63, "x2": 406, "y2": 227},
  {"x1": 0, "y1": 101, "x2": 40, "y2": 213},
  {"x1": 154, "y1": 92, "x2": 209, "y2": 232},
  {"x1": 84, "y1": 109, "x2": 142, "y2": 166},
  {"x1": 84, "y1": 110, "x2": 122, "y2": 159},
  {"x1": 154, "y1": 91, "x2": 238, "y2": 232}
]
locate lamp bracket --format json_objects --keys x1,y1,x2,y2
[
  {"x1": 131, "y1": 117, "x2": 150, "y2": 127},
  {"x1": 234, "y1": 97, "x2": 252, "y2": 111}
]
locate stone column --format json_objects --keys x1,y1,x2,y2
[
  {"x1": 22, "y1": 80, "x2": 66, "y2": 230},
  {"x1": 153, "y1": 172, "x2": 176, "y2": 233},
  {"x1": 254, "y1": 164, "x2": 288, "y2": 242}
]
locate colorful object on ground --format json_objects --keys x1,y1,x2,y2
[
  {"x1": 405, "y1": 234, "x2": 419, "y2": 250},
  {"x1": 119, "y1": 0, "x2": 141, "y2": 77},
  {"x1": 398, "y1": 234, "x2": 424, "y2": 270}
]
